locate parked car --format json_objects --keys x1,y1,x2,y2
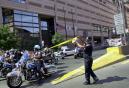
[{"x1": 61, "y1": 48, "x2": 75, "y2": 56}]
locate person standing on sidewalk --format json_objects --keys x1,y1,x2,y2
[{"x1": 72, "y1": 36, "x2": 99, "y2": 85}]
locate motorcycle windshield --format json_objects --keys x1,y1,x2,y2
[
  {"x1": 0, "y1": 56, "x2": 4, "y2": 62},
  {"x1": 16, "y1": 51, "x2": 29, "y2": 66}
]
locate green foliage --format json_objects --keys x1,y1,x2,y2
[
  {"x1": 0, "y1": 25, "x2": 20, "y2": 50},
  {"x1": 52, "y1": 32, "x2": 64, "y2": 50}
]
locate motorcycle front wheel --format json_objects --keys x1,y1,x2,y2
[{"x1": 7, "y1": 76, "x2": 22, "y2": 88}]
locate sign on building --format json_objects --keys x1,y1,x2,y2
[{"x1": 114, "y1": 13, "x2": 124, "y2": 34}]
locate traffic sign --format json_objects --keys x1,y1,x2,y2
[
  {"x1": 114, "y1": 13, "x2": 123, "y2": 25},
  {"x1": 114, "y1": 13, "x2": 124, "y2": 34}
]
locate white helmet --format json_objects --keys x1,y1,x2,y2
[{"x1": 34, "y1": 45, "x2": 40, "y2": 50}]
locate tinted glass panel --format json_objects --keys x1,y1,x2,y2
[
  {"x1": 14, "y1": 10, "x2": 22, "y2": 14},
  {"x1": 41, "y1": 21, "x2": 48, "y2": 27},
  {"x1": 14, "y1": 14, "x2": 22, "y2": 21},
  {"x1": 33, "y1": 24, "x2": 39, "y2": 27},
  {"x1": 22, "y1": 11, "x2": 33, "y2": 16},
  {"x1": 33, "y1": 28, "x2": 39, "y2": 33},
  {"x1": 41, "y1": 27, "x2": 48, "y2": 30},
  {"x1": 22, "y1": 15, "x2": 32, "y2": 22},
  {"x1": 33, "y1": 17, "x2": 39, "y2": 23},
  {"x1": 22, "y1": 23, "x2": 33, "y2": 27},
  {"x1": 14, "y1": 22, "x2": 22, "y2": 25}
]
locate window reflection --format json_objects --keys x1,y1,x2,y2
[
  {"x1": 13, "y1": 10, "x2": 39, "y2": 35},
  {"x1": 10, "y1": 0, "x2": 26, "y2": 3},
  {"x1": 22, "y1": 15, "x2": 32, "y2": 22},
  {"x1": 33, "y1": 17, "x2": 39, "y2": 23},
  {"x1": 22, "y1": 23, "x2": 33, "y2": 27},
  {"x1": 41, "y1": 21, "x2": 48, "y2": 30},
  {"x1": 14, "y1": 14, "x2": 22, "y2": 21},
  {"x1": 14, "y1": 22, "x2": 22, "y2": 26}
]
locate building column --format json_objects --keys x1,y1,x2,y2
[
  {"x1": 100, "y1": 26, "x2": 104, "y2": 46},
  {"x1": 0, "y1": 7, "x2": 3, "y2": 25},
  {"x1": 91, "y1": 30, "x2": 95, "y2": 47}
]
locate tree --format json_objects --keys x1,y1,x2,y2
[
  {"x1": 0, "y1": 25, "x2": 20, "y2": 50},
  {"x1": 52, "y1": 32, "x2": 64, "y2": 49}
]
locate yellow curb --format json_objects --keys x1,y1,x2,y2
[{"x1": 51, "y1": 47, "x2": 127, "y2": 85}]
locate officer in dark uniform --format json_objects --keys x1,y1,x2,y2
[{"x1": 72, "y1": 36, "x2": 99, "y2": 85}]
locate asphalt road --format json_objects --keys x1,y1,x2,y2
[{"x1": 2, "y1": 49, "x2": 124, "y2": 88}]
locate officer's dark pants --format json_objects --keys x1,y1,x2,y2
[{"x1": 84, "y1": 55, "x2": 97, "y2": 83}]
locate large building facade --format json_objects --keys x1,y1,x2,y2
[{"x1": 0, "y1": 0, "x2": 117, "y2": 49}]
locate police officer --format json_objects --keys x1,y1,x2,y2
[
  {"x1": 72, "y1": 36, "x2": 99, "y2": 85},
  {"x1": 33, "y1": 45, "x2": 48, "y2": 77}
]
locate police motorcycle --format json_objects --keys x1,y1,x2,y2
[
  {"x1": 0, "y1": 51, "x2": 15, "y2": 78},
  {"x1": 43, "y1": 47, "x2": 57, "y2": 65},
  {"x1": 6, "y1": 51, "x2": 31, "y2": 88},
  {"x1": 74, "y1": 47, "x2": 83, "y2": 59},
  {"x1": 6, "y1": 46, "x2": 57, "y2": 88}
]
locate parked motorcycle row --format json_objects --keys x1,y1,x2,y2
[
  {"x1": 0, "y1": 45, "x2": 83, "y2": 88},
  {"x1": 0, "y1": 48, "x2": 62, "y2": 88}
]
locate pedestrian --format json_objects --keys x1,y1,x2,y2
[{"x1": 72, "y1": 36, "x2": 99, "y2": 85}]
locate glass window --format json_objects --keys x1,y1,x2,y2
[
  {"x1": 41, "y1": 21, "x2": 48, "y2": 27},
  {"x1": 10, "y1": 0, "x2": 26, "y2": 3},
  {"x1": 3, "y1": 16, "x2": 8, "y2": 23},
  {"x1": 21, "y1": 0, "x2": 26, "y2": 3},
  {"x1": 21, "y1": 27, "x2": 34, "y2": 33},
  {"x1": 14, "y1": 10, "x2": 22, "y2": 14},
  {"x1": 41, "y1": 27, "x2": 48, "y2": 30},
  {"x1": 33, "y1": 13, "x2": 38, "y2": 17},
  {"x1": 22, "y1": 23, "x2": 33, "y2": 27},
  {"x1": 14, "y1": 14, "x2": 22, "y2": 21},
  {"x1": 33, "y1": 24, "x2": 39, "y2": 27},
  {"x1": 14, "y1": 22, "x2": 22, "y2": 26},
  {"x1": 22, "y1": 15, "x2": 32, "y2": 22},
  {"x1": 33, "y1": 28, "x2": 39, "y2": 33},
  {"x1": 32, "y1": 17, "x2": 39, "y2": 23},
  {"x1": 22, "y1": 11, "x2": 33, "y2": 16}
]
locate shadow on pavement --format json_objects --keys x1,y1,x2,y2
[
  {"x1": 97, "y1": 76, "x2": 127, "y2": 84},
  {"x1": 21, "y1": 70, "x2": 66, "y2": 88}
]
